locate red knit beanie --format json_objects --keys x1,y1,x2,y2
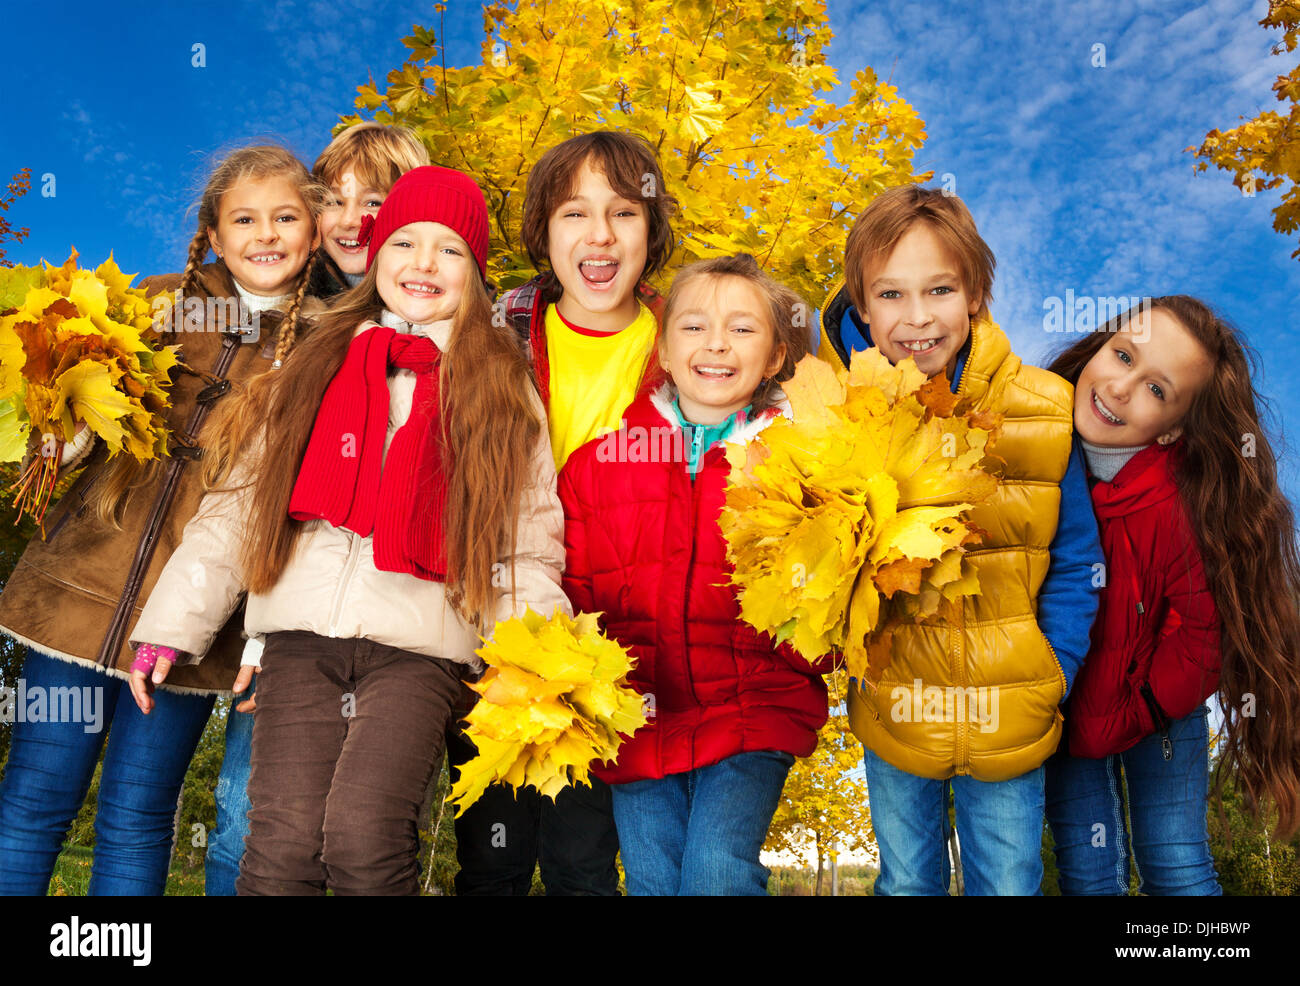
[{"x1": 360, "y1": 165, "x2": 489, "y2": 278}]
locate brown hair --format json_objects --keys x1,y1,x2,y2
[
  {"x1": 660, "y1": 254, "x2": 808, "y2": 416},
  {"x1": 313, "y1": 121, "x2": 430, "y2": 194},
  {"x1": 843, "y1": 184, "x2": 995, "y2": 320},
  {"x1": 201, "y1": 242, "x2": 542, "y2": 632},
  {"x1": 1050, "y1": 296, "x2": 1300, "y2": 838},
  {"x1": 91, "y1": 144, "x2": 328, "y2": 525},
  {"x1": 520, "y1": 131, "x2": 677, "y2": 284}
]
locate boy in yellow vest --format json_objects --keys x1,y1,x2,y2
[{"x1": 818, "y1": 185, "x2": 1102, "y2": 895}]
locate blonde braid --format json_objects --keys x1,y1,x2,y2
[
  {"x1": 163, "y1": 229, "x2": 211, "y2": 336},
  {"x1": 271, "y1": 248, "x2": 318, "y2": 368}
]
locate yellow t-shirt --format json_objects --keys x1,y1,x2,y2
[{"x1": 545, "y1": 301, "x2": 658, "y2": 470}]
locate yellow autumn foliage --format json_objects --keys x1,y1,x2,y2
[
  {"x1": 349, "y1": 0, "x2": 928, "y2": 302},
  {"x1": 447, "y1": 608, "x2": 647, "y2": 815},
  {"x1": 765, "y1": 670, "x2": 874, "y2": 889},
  {"x1": 719, "y1": 347, "x2": 1002, "y2": 683},
  {"x1": 1191, "y1": 3, "x2": 1300, "y2": 259},
  {"x1": 0, "y1": 250, "x2": 178, "y2": 527}
]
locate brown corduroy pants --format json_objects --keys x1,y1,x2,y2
[{"x1": 236, "y1": 630, "x2": 466, "y2": 896}]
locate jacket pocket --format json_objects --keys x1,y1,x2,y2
[{"x1": 41, "y1": 461, "x2": 103, "y2": 545}]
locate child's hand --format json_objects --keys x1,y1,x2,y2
[
  {"x1": 232, "y1": 664, "x2": 259, "y2": 713},
  {"x1": 128, "y1": 643, "x2": 177, "y2": 715},
  {"x1": 233, "y1": 635, "x2": 263, "y2": 713}
]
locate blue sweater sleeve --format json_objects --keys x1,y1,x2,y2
[{"x1": 1037, "y1": 439, "x2": 1103, "y2": 699}]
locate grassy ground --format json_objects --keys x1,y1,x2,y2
[{"x1": 47, "y1": 844, "x2": 207, "y2": 896}]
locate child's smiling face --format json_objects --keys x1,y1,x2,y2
[
  {"x1": 1074, "y1": 308, "x2": 1213, "y2": 448},
  {"x1": 659, "y1": 274, "x2": 786, "y2": 426},
  {"x1": 207, "y1": 175, "x2": 319, "y2": 297},
  {"x1": 546, "y1": 158, "x2": 649, "y2": 332},
  {"x1": 857, "y1": 222, "x2": 980, "y2": 380},
  {"x1": 373, "y1": 221, "x2": 472, "y2": 326},
  {"x1": 319, "y1": 169, "x2": 387, "y2": 276}
]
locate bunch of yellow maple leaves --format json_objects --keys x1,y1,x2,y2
[
  {"x1": 448, "y1": 609, "x2": 646, "y2": 814},
  {"x1": 0, "y1": 250, "x2": 178, "y2": 530},
  {"x1": 720, "y1": 349, "x2": 1002, "y2": 688}
]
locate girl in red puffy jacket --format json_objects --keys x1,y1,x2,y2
[
  {"x1": 1044, "y1": 296, "x2": 1300, "y2": 894},
  {"x1": 557, "y1": 254, "x2": 829, "y2": 895}
]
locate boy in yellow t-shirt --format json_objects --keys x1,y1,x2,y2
[
  {"x1": 502, "y1": 131, "x2": 676, "y2": 470},
  {"x1": 454, "y1": 131, "x2": 678, "y2": 895}
]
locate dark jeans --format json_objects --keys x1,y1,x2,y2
[
  {"x1": 0, "y1": 649, "x2": 214, "y2": 896},
  {"x1": 447, "y1": 683, "x2": 620, "y2": 895},
  {"x1": 237, "y1": 631, "x2": 465, "y2": 896},
  {"x1": 1046, "y1": 705, "x2": 1221, "y2": 895}
]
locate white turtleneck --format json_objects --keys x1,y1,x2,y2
[
  {"x1": 233, "y1": 280, "x2": 293, "y2": 315},
  {"x1": 1080, "y1": 438, "x2": 1150, "y2": 483}
]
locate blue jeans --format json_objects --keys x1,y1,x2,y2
[
  {"x1": 610, "y1": 750, "x2": 794, "y2": 896},
  {"x1": 862, "y1": 748, "x2": 1045, "y2": 895},
  {"x1": 0, "y1": 649, "x2": 214, "y2": 895},
  {"x1": 204, "y1": 677, "x2": 254, "y2": 896},
  {"x1": 1046, "y1": 705, "x2": 1220, "y2": 895}
]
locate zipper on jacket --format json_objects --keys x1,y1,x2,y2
[
  {"x1": 1041, "y1": 631, "x2": 1068, "y2": 696},
  {"x1": 688, "y1": 426, "x2": 705, "y2": 483},
  {"x1": 952, "y1": 602, "x2": 968, "y2": 772},
  {"x1": 1139, "y1": 681, "x2": 1173, "y2": 761},
  {"x1": 1131, "y1": 594, "x2": 1173, "y2": 759},
  {"x1": 96, "y1": 333, "x2": 242, "y2": 667},
  {"x1": 327, "y1": 530, "x2": 364, "y2": 637},
  {"x1": 679, "y1": 462, "x2": 702, "y2": 706}
]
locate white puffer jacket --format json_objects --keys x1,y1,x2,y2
[{"x1": 130, "y1": 312, "x2": 571, "y2": 673}]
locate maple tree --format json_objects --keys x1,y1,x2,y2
[
  {"x1": 765, "y1": 669, "x2": 874, "y2": 894},
  {"x1": 346, "y1": 0, "x2": 928, "y2": 302},
  {"x1": 1191, "y1": 1, "x2": 1300, "y2": 259},
  {"x1": 0, "y1": 168, "x2": 31, "y2": 269}
]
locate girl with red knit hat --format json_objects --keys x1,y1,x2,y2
[{"x1": 128, "y1": 166, "x2": 570, "y2": 895}]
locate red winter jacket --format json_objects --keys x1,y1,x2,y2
[
  {"x1": 557, "y1": 385, "x2": 830, "y2": 784},
  {"x1": 1065, "y1": 443, "x2": 1220, "y2": 758}
]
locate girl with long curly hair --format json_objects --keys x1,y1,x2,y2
[{"x1": 1045, "y1": 295, "x2": 1300, "y2": 895}]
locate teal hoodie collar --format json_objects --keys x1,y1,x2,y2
[{"x1": 669, "y1": 397, "x2": 753, "y2": 475}]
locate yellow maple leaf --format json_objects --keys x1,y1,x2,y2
[
  {"x1": 1, "y1": 251, "x2": 182, "y2": 529},
  {"x1": 721, "y1": 351, "x2": 1000, "y2": 667},
  {"x1": 446, "y1": 608, "x2": 647, "y2": 815},
  {"x1": 50, "y1": 360, "x2": 136, "y2": 446}
]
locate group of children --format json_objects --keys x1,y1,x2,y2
[{"x1": 0, "y1": 120, "x2": 1297, "y2": 896}]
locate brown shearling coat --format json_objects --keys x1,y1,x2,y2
[{"x1": 0, "y1": 262, "x2": 323, "y2": 694}]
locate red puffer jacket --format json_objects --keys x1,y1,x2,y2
[
  {"x1": 557, "y1": 385, "x2": 830, "y2": 785},
  {"x1": 1066, "y1": 443, "x2": 1220, "y2": 758}
]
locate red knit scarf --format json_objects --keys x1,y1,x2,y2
[{"x1": 289, "y1": 323, "x2": 452, "y2": 581}]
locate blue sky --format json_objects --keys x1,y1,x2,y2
[{"x1": 7, "y1": 0, "x2": 1298, "y2": 499}]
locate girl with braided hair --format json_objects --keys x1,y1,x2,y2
[{"x1": 0, "y1": 143, "x2": 328, "y2": 895}]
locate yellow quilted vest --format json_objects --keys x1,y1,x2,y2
[{"x1": 818, "y1": 283, "x2": 1075, "y2": 781}]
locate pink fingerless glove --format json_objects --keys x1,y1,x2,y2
[{"x1": 131, "y1": 643, "x2": 178, "y2": 676}]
